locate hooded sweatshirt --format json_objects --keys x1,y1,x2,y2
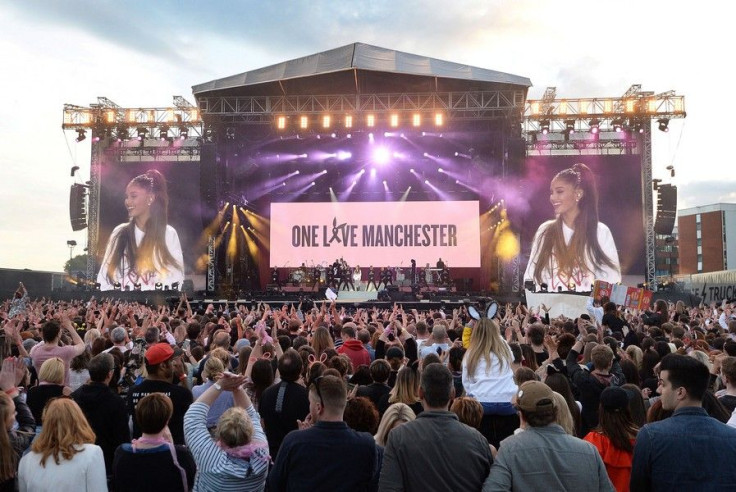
[{"x1": 337, "y1": 339, "x2": 372, "y2": 370}]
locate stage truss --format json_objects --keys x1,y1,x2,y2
[{"x1": 63, "y1": 84, "x2": 686, "y2": 292}]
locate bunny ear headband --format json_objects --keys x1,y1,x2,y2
[{"x1": 468, "y1": 301, "x2": 498, "y2": 321}]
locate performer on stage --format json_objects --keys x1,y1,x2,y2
[
  {"x1": 524, "y1": 163, "x2": 620, "y2": 292},
  {"x1": 271, "y1": 267, "x2": 281, "y2": 289},
  {"x1": 97, "y1": 169, "x2": 184, "y2": 291},
  {"x1": 378, "y1": 266, "x2": 393, "y2": 290},
  {"x1": 436, "y1": 257, "x2": 445, "y2": 270},
  {"x1": 353, "y1": 265, "x2": 363, "y2": 291},
  {"x1": 339, "y1": 259, "x2": 354, "y2": 291},
  {"x1": 423, "y1": 262, "x2": 433, "y2": 287},
  {"x1": 311, "y1": 265, "x2": 321, "y2": 291},
  {"x1": 366, "y1": 266, "x2": 378, "y2": 292}
]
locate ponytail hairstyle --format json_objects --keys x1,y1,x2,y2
[
  {"x1": 532, "y1": 163, "x2": 617, "y2": 283},
  {"x1": 106, "y1": 169, "x2": 180, "y2": 283}
]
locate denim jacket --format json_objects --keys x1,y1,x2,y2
[{"x1": 630, "y1": 406, "x2": 736, "y2": 491}]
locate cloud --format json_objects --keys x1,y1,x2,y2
[{"x1": 677, "y1": 181, "x2": 736, "y2": 211}]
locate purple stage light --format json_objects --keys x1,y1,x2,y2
[
  {"x1": 373, "y1": 147, "x2": 390, "y2": 164},
  {"x1": 438, "y1": 168, "x2": 443, "y2": 173},
  {"x1": 370, "y1": 168, "x2": 377, "y2": 177},
  {"x1": 337, "y1": 150, "x2": 352, "y2": 160}
]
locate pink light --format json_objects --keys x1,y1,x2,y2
[
  {"x1": 373, "y1": 147, "x2": 390, "y2": 164},
  {"x1": 370, "y1": 168, "x2": 377, "y2": 177}
]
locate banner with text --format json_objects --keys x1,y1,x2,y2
[{"x1": 270, "y1": 201, "x2": 481, "y2": 268}]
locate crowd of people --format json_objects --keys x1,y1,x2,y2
[{"x1": 3, "y1": 286, "x2": 736, "y2": 491}]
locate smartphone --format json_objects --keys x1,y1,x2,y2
[{"x1": 182, "y1": 339, "x2": 191, "y2": 351}]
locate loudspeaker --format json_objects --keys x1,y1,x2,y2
[
  {"x1": 69, "y1": 183, "x2": 87, "y2": 231},
  {"x1": 654, "y1": 184, "x2": 677, "y2": 235}
]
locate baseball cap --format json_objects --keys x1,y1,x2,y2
[
  {"x1": 599, "y1": 386, "x2": 629, "y2": 412},
  {"x1": 145, "y1": 343, "x2": 175, "y2": 365},
  {"x1": 515, "y1": 381, "x2": 555, "y2": 412}
]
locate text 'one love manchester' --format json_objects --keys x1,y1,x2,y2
[{"x1": 291, "y1": 221, "x2": 459, "y2": 248}]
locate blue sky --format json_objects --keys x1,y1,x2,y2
[{"x1": 0, "y1": 0, "x2": 730, "y2": 272}]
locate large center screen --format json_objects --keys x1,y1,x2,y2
[{"x1": 270, "y1": 201, "x2": 481, "y2": 268}]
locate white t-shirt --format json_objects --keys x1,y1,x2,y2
[
  {"x1": 19, "y1": 443, "x2": 107, "y2": 492},
  {"x1": 524, "y1": 220, "x2": 620, "y2": 292},
  {"x1": 97, "y1": 223, "x2": 184, "y2": 291}
]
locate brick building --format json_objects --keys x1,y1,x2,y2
[{"x1": 678, "y1": 203, "x2": 736, "y2": 274}]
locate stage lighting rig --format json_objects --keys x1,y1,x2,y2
[
  {"x1": 75, "y1": 129, "x2": 86, "y2": 142},
  {"x1": 657, "y1": 118, "x2": 669, "y2": 132}
]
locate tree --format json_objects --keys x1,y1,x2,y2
[{"x1": 64, "y1": 254, "x2": 89, "y2": 276}]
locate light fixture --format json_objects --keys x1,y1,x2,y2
[
  {"x1": 155, "y1": 282, "x2": 163, "y2": 290},
  {"x1": 540, "y1": 120, "x2": 550, "y2": 135},
  {"x1": 612, "y1": 118, "x2": 624, "y2": 132},
  {"x1": 75, "y1": 129, "x2": 86, "y2": 142},
  {"x1": 276, "y1": 116, "x2": 286, "y2": 130},
  {"x1": 589, "y1": 119, "x2": 600, "y2": 134},
  {"x1": 136, "y1": 127, "x2": 148, "y2": 141},
  {"x1": 179, "y1": 127, "x2": 188, "y2": 140},
  {"x1": 159, "y1": 125, "x2": 170, "y2": 141},
  {"x1": 657, "y1": 118, "x2": 669, "y2": 132},
  {"x1": 564, "y1": 120, "x2": 576, "y2": 134}
]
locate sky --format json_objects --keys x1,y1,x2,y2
[{"x1": 0, "y1": 0, "x2": 731, "y2": 273}]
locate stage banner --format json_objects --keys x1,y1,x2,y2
[
  {"x1": 525, "y1": 291, "x2": 590, "y2": 320},
  {"x1": 270, "y1": 201, "x2": 480, "y2": 268}
]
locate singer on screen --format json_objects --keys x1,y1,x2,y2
[
  {"x1": 97, "y1": 169, "x2": 184, "y2": 291},
  {"x1": 524, "y1": 163, "x2": 620, "y2": 292}
]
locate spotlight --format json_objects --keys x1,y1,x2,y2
[
  {"x1": 412, "y1": 114, "x2": 421, "y2": 127},
  {"x1": 370, "y1": 168, "x2": 376, "y2": 177},
  {"x1": 113, "y1": 282, "x2": 121, "y2": 291},
  {"x1": 226, "y1": 128, "x2": 236, "y2": 140},
  {"x1": 75, "y1": 129, "x2": 87, "y2": 142},
  {"x1": 366, "y1": 114, "x2": 376, "y2": 127},
  {"x1": 424, "y1": 179, "x2": 430, "y2": 184},
  {"x1": 136, "y1": 127, "x2": 148, "y2": 141},
  {"x1": 438, "y1": 168, "x2": 443, "y2": 173},
  {"x1": 389, "y1": 114, "x2": 399, "y2": 127},
  {"x1": 344, "y1": 115, "x2": 353, "y2": 128},
  {"x1": 540, "y1": 120, "x2": 550, "y2": 135},
  {"x1": 133, "y1": 283, "x2": 142, "y2": 291},
  {"x1": 159, "y1": 125, "x2": 170, "y2": 141},
  {"x1": 300, "y1": 116, "x2": 309, "y2": 129},
  {"x1": 171, "y1": 281, "x2": 179, "y2": 290},
  {"x1": 337, "y1": 151, "x2": 352, "y2": 160},
  {"x1": 589, "y1": 119, "x2": 600, "y2": 134},
  {"x1": 322, "y1": 115, "x2": 331, "y2": 129},
  {"x1": 657, "y1": 118, "x2": 669, "y2": 132},
  {"x1": 612, "y1": 119, "x2": 624, "y2": 132},
  {"x1": 155, "y1": 282, "x2": 163, "y2": 291},
  {"x1": 564, "y1": 120, "x2": 575, "y2": 134},
  {"x1": 179, "y1": 128, "x2": 188, "y2": 140},
  {"x1": 277, "y1": 116, "x2": 286, "y2": 130},
  {"x1": 373, "y1": 147, "x2": 390, "y2": 164}
]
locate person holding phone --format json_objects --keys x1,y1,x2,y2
[
  {"x1": 524, "y1": 163, "x2": 620, "y2": 292},
  {"x1": 97, "y1": 169, "x2": 184, "y2": 291}
]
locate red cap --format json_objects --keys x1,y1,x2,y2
[{"x1": 145, "y1": 343, "x2": 174, "y2": 365}]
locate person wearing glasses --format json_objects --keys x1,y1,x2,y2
[{"x1": 268, "y1": 374, "x2": 381, "y2": 491}]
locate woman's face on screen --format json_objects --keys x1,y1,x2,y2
[
  {"x1": 125, "y1": 182, "x2": 153, "y2": 221},
  {"x1": 549, "y1": 177, "x2": 579, "y2": 217}
]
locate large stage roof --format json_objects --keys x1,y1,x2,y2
[{"x1": 192, "y1": 42, "x2": 532, "y2": 96}]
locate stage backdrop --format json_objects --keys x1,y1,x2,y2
[
  {"x1": 96, "y1": 159, "x2": 205, "y2": 290},
  {"x1": 515, "y1": 154, "x2": 645, "y2": 288},
  {"x1": 270, "y1": 201, "x2": 481, "y2": 268}
]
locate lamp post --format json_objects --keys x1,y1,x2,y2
[{"x1": 66, "y1": 240, "x2": 77, "y2": 272}]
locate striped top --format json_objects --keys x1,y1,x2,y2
[{"x1": 184, "y1": 401, "x2": 268, "y2": 492}]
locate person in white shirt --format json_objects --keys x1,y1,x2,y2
[
  {"x1": 97, "y1": 169, "x2": 184, "y2": 291},
  {"x1": 18, "y1": 398, "x2": 107, "y2": 491},
  {"x1": 524, "y1": 163, "x2": 620, "y2": 292}
]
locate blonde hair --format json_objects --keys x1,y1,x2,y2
[
  {"x1": 83, "y1": 329, "x2": 101, "y2": 346},
  {"x1": 552, "y1": 391, "x2": 575, "y2": 435},
  {"x1": 31, "y1": 398, "x2": 96, "y2": 467},
  {"x1": 626, "y1": 345, "x2": 643, "y2": 369},
  {"x1": 374, "y1": 402, "x2": 415, "y2": 446},
  {"x1": 39, "y1": 357, "x2": 65, "y2": 385},
  {"x1": 216, "y1": 407, "x2": 254, "y2": 448},
  {"x1": 209, "y1": 348, "x2": 231, "y2": 370},
  {"x1": 202, "y1": 356, "x2": 225, "y2": 381},
  {"x1": 0, "y1": 392, "x2": 16, "y2": 481},
  {"x1": 388, "y1": 367, "x2": 420, "y2": 405},
  {"x1": 464, "y1": 318, "x2": 512, "y2": 381}
]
